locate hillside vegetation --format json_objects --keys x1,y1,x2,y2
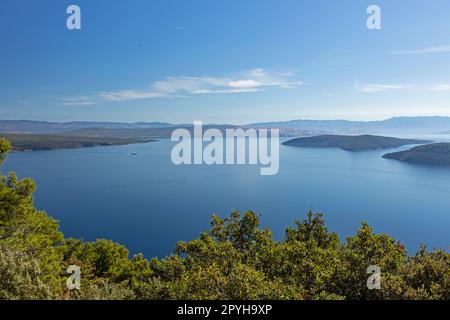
[
  {"x1": 0, "y1": 138, "x2": 448, "y2": 300},
  {"x1": 0, "y1": 134, "x2": 154, "y2": 151},
  {"x1": 383, "y1": 143, "x2": 450, "y2": 166}
]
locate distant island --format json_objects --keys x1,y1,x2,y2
[
  {"x1": 383, "y1": 143, "x2": 450, "y2": 166},
  {"x1": 0, "y1": 133, "x2": 155, "y2": 151},
  {"x1": 282, "y1": 135, "x2": 431, "y2": 151}
]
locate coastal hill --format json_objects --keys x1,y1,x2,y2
[
  {"x1": 282, "y1": 135, "x2": 431, "y2": 151},
  {"x1": 383, "y1": 143, "x2": 450, "y2": 166},
  {"x1": 0, "y1": 133, "x2": 154, "y2": 151}
]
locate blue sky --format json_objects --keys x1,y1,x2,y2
[{"x1": 1, "y1": 0, "x2": 450, "y2": 124}]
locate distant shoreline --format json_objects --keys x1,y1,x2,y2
[{"x1": 0, "y1": 133, "x2": 156, "y2": 152}]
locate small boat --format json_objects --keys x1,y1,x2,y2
[{"x1": 131, "y1": 152, "x2": 137, "y2": 156}]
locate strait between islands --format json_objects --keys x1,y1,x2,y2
[{"x1": 283, "y1": 134, "x2": 450, "y2": 166}]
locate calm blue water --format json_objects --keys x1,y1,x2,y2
[{"x1": 3, "y1": 139, "x2": 450, "y2": 258}]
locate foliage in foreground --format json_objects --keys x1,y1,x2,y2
[{"x1": 0, "y1": 138, "x2": 449, "y2": 300}]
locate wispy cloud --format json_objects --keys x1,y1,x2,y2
[
  {"x1": 98, "y1": 91, "x2": 166, "y2": 101},
  {"x1": 355, "y1": 81, "x2": 450, "y2": 93},
  {"x1": 61, "y1": 68, "x2": 302, "y2": 105},
  {"x1": 391, "y1": 45, "x2": 450, "y2": 55},
  {"x1": 427, "y1": 84, "x2": 450, "y2": 92},
  {"x1": 60, "y1": 96, "x2": 98, "y2": 106},
  {"x1": 355, "y1": 83, "x2": 415, "y2": 93}
]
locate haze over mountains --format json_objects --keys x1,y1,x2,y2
[
  {"x1": 250, "y1": 116, "x2": 450, "y2": 135},
  {"x1": 2, "y1": 116, "x2": 450, "y2": 136},
  {"x1": 0, "y1": 120, "x2": 323, "y2": 138},
  {"x1": 0, "y1": 120, "x2": 173, "y2": 134}
]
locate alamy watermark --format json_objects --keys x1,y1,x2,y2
[
  {"x1": 367, "y1": 265, "x2": 381, "y2": 290},
  {"x1": 171, "y1": 121, "x2": 280, "y2": 176},
  {"x1": 66, "y1": 265, "x2": 81, "y2": 290},
  {"x1": 66, "y1": 5, "x2": 381, "y2": 31},
  {"x1": 367, "y1": 5, "x2": 382, "y2": 30},
  {"x1": 66, "y1": 5, "x2": 81, "y2": 30}
]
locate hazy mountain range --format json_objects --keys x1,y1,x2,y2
[
  {"x1": 250, "y1": 116, "x2": 450, "y2": 135},
  {"x1": 1, "y1": 116, "x2": 450, "y2": 137},
  {"x1": 0, "y1": 120, "x2": 173, "y2": 134},
  {"x1": 0, "y1": 120, "x2": 323, "y2": 138}
]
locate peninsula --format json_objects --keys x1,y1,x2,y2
[
  {"x1": 0, "y1": 133, "x2": 155, "y2": 151},
  {"x1": 282, "y1": 135, "x2": 430, "y2": 151},
  {"x1": 383, "y1": 143, "x2": 450, "y2": 166}
]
